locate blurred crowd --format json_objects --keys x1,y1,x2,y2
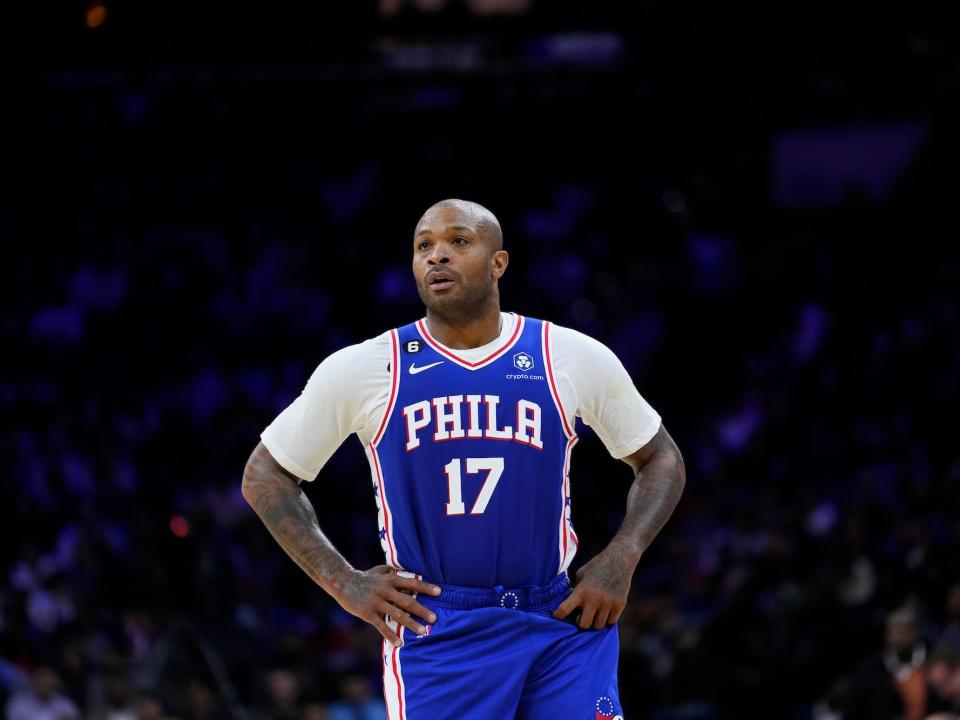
[{"x1": 4, "y1": 16, "x2": 960, "y2": 720}]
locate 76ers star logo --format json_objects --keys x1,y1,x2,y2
[
  {"x1": 595, "y1": 695, "x2": 623, "y2": 720},
  {"x1": 513, "y1": 352, "x2": 534, "y2": 371}
]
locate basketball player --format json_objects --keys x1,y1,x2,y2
[{"x1": 242, "y1": 199, "x2": 686, "y2": 719}]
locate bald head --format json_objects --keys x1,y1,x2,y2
[
  {"x1": 417, "y1": 199, "x2": 503, "y2": 252},
  {"x1": 411, "y1": 198, "x2": 509, "y2": 323}
]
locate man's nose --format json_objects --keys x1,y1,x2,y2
[{"x1": 427, "y1": 246, "x2": 450, "y2": 264}]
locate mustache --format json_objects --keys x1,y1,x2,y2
[{"x1": 425, "y1": 270, "x2": 459, "y2": 282}]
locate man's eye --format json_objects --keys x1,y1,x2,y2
[
  {"x1": 453, "y1": 237, "x2": 467, "y2": 244},
  {"x1": 417, "y1": 241, "x2": 429, "y2": 250}
]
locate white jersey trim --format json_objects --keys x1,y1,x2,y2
[
  {"x1": 368, "y1": 330, "x2": 403, "y2": 570},
  {"x1": 368, "y1": 444, "x2": 400, "y2": 569},
  {"x1": 383, "y1": 570, "x2": 419, "y2": 720},
  {"x1": 415, "y1": 315, "x2": 525, "y2": 371},
  {"x1": 558, "y1": 435, "x2": 579, "y2": 574},
  {"x1": 542, "y1": 320, "x2": 576, "y2": 439},
  {"x1": 383, "y1": 630, "x2": 407, "y2": 720},
  {"x1": 372, "y1": 329, "x2": 401, "y2": 448}
]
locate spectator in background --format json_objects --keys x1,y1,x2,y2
[
  {"x1": 301, "y1": 702, "x2": 330, "y2": 720},
  {"x1": 327, "y1": 675, "x2": 386, "y2": 720},
  {"x1": 134, "y1": 692, "x2": 176, "y2": 720},
  {"x1": 843, "y1": 607, "x2": 927, "y2": 720},
  {"x1": 926, "y1": 645, "x2": 960, "y2": 718},
  {"x1": 184, "y1": 682, "x2": 226, "y2": 720},
  {"x1": 5, "y1": 666, "x2": 81, "y2": 720},
  {"x1": 254, "y1": 669, "x2": 303, "y2": 720},
  {"x1": 90, "y1": 672, "x2": 137, "y2": 720},
  {"x1": 940, "y1": 584, "x2": 960, "y2": 653}
]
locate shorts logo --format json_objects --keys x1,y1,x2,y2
[
  {"x1": 595, "y1": 696, "x2": 621, "y2": 719},
  {"x1": 512, "y1": 352, "x2": 534, "y2": 371},
  {"x1": 413, "y1": 625, "x2": 432, "y2": 639},
  {"x1": 405, "y1": 340, "x2": 423, "y2": 353}
]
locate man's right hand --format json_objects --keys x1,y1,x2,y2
[
  {"x1": 334, "y1": 565, "x2": 441, "y2": 647},
  {"x1": 241, "y1": 445, "x2": 441, "y2": 647}
]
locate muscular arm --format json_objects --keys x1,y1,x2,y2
[
  {"x1": 610, "y1": 423, "x2": 686, "y2": 562},
  {"x1": 241, "y1": 442, "x2": 355, "y2": 595},
  {"x1": 554, "y1": 424, "x2": 685, "y2": 629},
  {"x1": 242, "y1": 442, "x2": 440, "y2": 645}
]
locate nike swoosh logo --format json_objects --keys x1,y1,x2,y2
[{"x1": 409, "y1": 361, "x2": 444, "y2": 375}]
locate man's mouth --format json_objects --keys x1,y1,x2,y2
[{"x1": 428, "y1": 274, "x2": 456, "y2": 291}]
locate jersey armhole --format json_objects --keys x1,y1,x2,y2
[
  {"x1": 370, "y1": 328, "x2": 401, "y2": 448},
  {"x1": 542, "y1": 321, "x2": 576, "y2": 439}
]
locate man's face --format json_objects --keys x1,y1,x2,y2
[
  {"x1": 947, "y1": 666, "x2": 960, "y2": 703},
  {"x1": 33, "y1": 668, "x2": 59, "y2": 699},
  {"x1": 947, "y1": 583, "x2": 960, "y2": 620},
  {"x1": 885, "y1": 617, "x2": 917, "y2": 654},
  {"x1": 412, "y1": 205, "x2": 505, "y2": 320}
]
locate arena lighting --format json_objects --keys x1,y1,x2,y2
[
  {"x1": 169, "y1": 515, "x2": 190, "y2": 538},
  {"x1": 85, "y1": 1, "x2": 107, "y2": 29}
]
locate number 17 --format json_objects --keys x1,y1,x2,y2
[{"x1": 444, "y1": 457, "x2": 505, "y2": 516}]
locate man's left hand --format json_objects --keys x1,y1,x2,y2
[{"x1": 552, "y1": 546, "x2": 635, "y2": 630}]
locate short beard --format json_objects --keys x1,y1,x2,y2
[{"x1": 417, "y1": 279, "x2": 498, "y2": 324}]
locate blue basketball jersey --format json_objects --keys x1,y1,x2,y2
[{"x1": 365, "y1": 314, "x2": 579, "y2": 588}]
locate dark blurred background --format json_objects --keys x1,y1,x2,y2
[{"x1": 3, "y1": 1, "x2": 960, "y2": 719}]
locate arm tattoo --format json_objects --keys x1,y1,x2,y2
[
  {"x1": 241, "y1": 442, "x2": 353, "y2": 597},
  {"x1": 612, "y1": 427, "x2": 686, "y2": 562}
]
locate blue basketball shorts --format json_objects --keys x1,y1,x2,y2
[{"x1": 382, "y1": 573, "x2": 624, "y2": 720}]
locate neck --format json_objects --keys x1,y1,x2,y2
[{"x1": 425, "y1": 300, "x2": 502, "y2": 350}]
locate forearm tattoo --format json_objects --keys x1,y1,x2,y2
[
  {"x1": 614, "y1": 432, "x2": 686, "y2": 558},
  {"x1": 242, "y1": 443, "x2": 352, "y2": 594}
]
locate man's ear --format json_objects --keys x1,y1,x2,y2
[{"x1": 491, "y1": 250, "x2": 509, "y2": 280}]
